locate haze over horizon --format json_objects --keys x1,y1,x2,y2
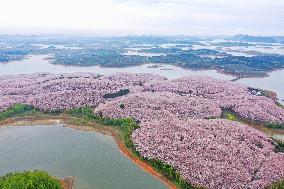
[{"x1": 0, "y1": 0, "x2": 284, "y2": 36}]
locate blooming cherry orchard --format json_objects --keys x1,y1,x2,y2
[
  {"x1": 142, "y1": 76, "x2": 284, "y2": 124},
  {"x1": 132, "y1": 118, "x2": 284, "y2": 189},
  {"x1": 0, "y1": 73, "x2": 164, "y2": 111},
  {"x1": 95, "y1": 91, "x2": 222, "y2": 122},
  {"x1": 1, "y1": 73, "x2": 284, "y2": 188}
]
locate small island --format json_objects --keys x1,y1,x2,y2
[{"x1": 1, "y1": 35, "x2": 284, "y2": 78}]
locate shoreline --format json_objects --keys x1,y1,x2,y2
[
  {"x1": 19, "y1": 54, "x2": 284, "y2": 79},
  {"x1": 66, "y1": 125, "x2": 177, "y2": 189},
  {"x1": 1, "y1": 115, "x2": 283, "y2": 189},
  {"x1": 59, "y1": 178, "x2": 74, "y2": 189},
  {"x1": 0, "y1": 116, "x2": 177, "y2": 189}
]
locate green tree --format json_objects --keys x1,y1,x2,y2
[{"x1": 0, "y1": 170, "x2": 62, "y2": 189}]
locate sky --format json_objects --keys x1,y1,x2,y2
[{"x1": 0, "y1": 0, "x2": 284, "y2": 36}]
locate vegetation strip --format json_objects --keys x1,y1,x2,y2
[{"x1": 0, "y1": 170, "x2": 62, "y2": 189}]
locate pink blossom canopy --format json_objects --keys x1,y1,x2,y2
[{"x1": 1, "y1": 73, "x2": 284, "y2": 189}]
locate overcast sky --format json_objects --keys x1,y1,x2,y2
[{"x1": 0, "y1": 0, "x2": 283, "y2": 36}]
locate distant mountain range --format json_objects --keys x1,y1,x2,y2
[
  {"x1": 230, "y1": 34, "x2": 284, "y2": 44},
  {"x1": 0, "y1": 34, "x2": 284, "y2": 44}
]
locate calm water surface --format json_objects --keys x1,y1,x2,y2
[
  {"x1": 0, "y1": 55, "x2": 234, "y2": 80},
  {"x1": 0, "y1": 125, "x2": 167, "y2": 189},
  {"x1": 237, "y1": 69, "x2": 284, "y2": 103}
]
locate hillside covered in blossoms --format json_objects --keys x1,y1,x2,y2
[{"x1": 0, "y1": 73, "x2": 284, "y2": 188}]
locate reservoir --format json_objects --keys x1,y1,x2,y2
[
  {"x1": 0, "y1": 125, "x2": 167, "y2": 189},
  {"x1": 0, "y1": 55, "x2": 234, "y2": 80}
]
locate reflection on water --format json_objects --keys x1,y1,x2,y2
[{"x1": 0, "y1": 125, "x2": 167, "y2": 189}]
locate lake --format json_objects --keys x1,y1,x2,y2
[
  {"x1": 0, "y1": 55, "x2": 283, "y2": 104},
  {"x1": 0, "y1": 125, "x2": 167, "y2": 189},
  {"x1": 0, "y1": 55, "x2": 234, "y2": 80},
  {"x1": 237, "y1": 69, "x2": 284, "y2": 103}
]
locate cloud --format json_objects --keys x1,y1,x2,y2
[{"x1": 0, "y1": 0, "x2": 283, "y2": 35}]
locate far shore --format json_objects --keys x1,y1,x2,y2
[{"x1": 8, "y1": 53, "x2": 282, "y2": 79}]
